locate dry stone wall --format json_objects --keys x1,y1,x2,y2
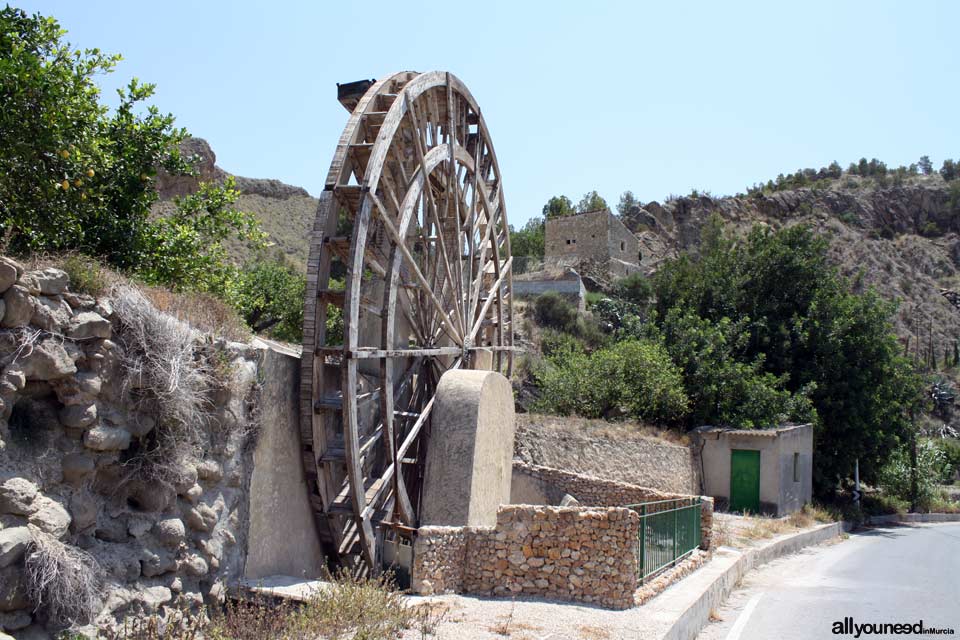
[
  {"x1": 413, "y1": 464, "x2": 715, "y2": 610},
  {"x1": 0, "y1": 258, "x2": 277, "y2": 637},
  {"x1": 513, "y1": 463, "x2": 713, "y2": 552},
  {"x1": 413, "y1": 505, "x2": 640, "y2": 610}
]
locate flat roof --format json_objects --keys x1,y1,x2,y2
[{"x1": 693, "y1": 423, "x2": 813, "y2": 437}]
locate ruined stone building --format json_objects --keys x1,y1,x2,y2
[{"x1": 545, "y1": 210, "x2": 641, "y2": 278}]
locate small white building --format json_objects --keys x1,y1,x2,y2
[{"x1": 693, "y1": 424, "x2": 813, "y2": 516}]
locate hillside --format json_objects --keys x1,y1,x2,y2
[
  {"x1": 154, "y1": 137, "x2": 318, "y2": 270},
  {"x1": 625, "y1": 174, "x2": 960, "y2": 349},
  {"x1": 159, "y1": 139, "x2": 960, "y2": 350}
]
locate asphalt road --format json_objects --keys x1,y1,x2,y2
[{"x1": 697, "y1": 523, "x2": 960, "y2": 640}]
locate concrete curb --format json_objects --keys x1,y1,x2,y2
[
  {"x1": 653, "y1": 521, "x2": 850, "y2": 640},
  {"x1": 866, "y1": 512, "x2": 960, "y2": 524}
]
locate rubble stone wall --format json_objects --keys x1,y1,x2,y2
[{"x1": 0, "y1": 257, "x2": 307, "y2": 636}]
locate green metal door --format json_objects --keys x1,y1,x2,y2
[{"x1": 730, "y1": 449, "x2": 761, "y2": 513}]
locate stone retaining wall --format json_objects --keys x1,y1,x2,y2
[
  {"x1": 413, "y1": 465, "x2": 715, "y2": 610},
  {"x1": 515, "y1": 415, "x2": 700, "y2": 494},
  {"x1": 413, "y1": 505, "x2": 640, "y2": 609},
  {"x1": 512, "y1": 463, "x2": 714, "y2": 551}
]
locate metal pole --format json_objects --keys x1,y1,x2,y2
[
  {"x1": 673, "y1": 502, "x2": 678, "y2": 566},
  {"x1": 854, "y1": 458, "x2": 860, "y2": 509},
  {"x1": 640, "y1": 505, "x2": 646, "y2": 582}
]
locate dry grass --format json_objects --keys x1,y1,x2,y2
[
  {"x1": 517, "y1": 413, "x2": 689, "y2": 446},
  {"x1": 576, "y1": 624, "x2": 611, "y2": 639},
  {"x1": 109, "y1": 572, "x2": 426, "y2": 640},
  {"x1": 489, "y1": 601, "x2": 516, "y2": 636},
  {"x1": 16, "y1": 252, "x2": 250, "y2": 341},
  {"x1": 739, "y1": 504, "x2": 834, "y2": 542},
  {"x1": 711, "y1": 514, "x2": 734, "y2": 548},
  {"x1": 24, "y1": 525, "x2": 104, "y2": 626},
  {"x1": 139, "y1": 286, "x2": 249, "y2": 343},
  {"x1": 112, "y1": 285, "x2": 217, "y2": 486}
]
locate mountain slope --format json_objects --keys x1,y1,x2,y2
[
  {"x1": 625, "y1": 175, "x2": 960, "y2": 349},
  {"x1": 155, "y1": 137, "x2": 318, "y2": 270}
]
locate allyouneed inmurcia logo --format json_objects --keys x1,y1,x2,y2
[{"x1": 832, "y1": 617, "x2": 955, "y2": 637}]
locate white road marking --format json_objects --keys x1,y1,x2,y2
[{"x1": 725, "y1": 593, "x2": 763, "y2": 640}]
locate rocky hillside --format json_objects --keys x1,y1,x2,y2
[
  {"x1": 625, "y1": 175, "x2": 960, "y2": 349},
  {"x1": 154, "y1": 138, "x2": 318, "y2": 271}
]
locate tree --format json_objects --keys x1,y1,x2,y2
[
  {"x1": 941, "y1": 159, "x2": 958, "y2": 182},
  {"x1": 541, "y1": 195, "x2": 575, "y2": 219},
  {"x1": 229, "y1": 254, "x2": 306, "y2": 342},
  {"x1": 651, "y1": 220, "x2": 921, "y2": 493},
  {"x1": 616, "y1": 190, "x2": 640, "y2": 217},
  {"x1": 0, "y1": 7, "x2": 260, "y2": 291},
  {"x1": 534, "y1": 338, "x2": 689, "y2": 424},
  {"x1": 918, "y1": 156, "x2": 934, "y2": 175},
  {"x1": 576, "y1": 190, "x2": 608, "y2": 213},
  {"x1": 509, "y1": 216, "x2": 545, "y2": 258}
]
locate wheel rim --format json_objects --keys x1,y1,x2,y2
[{"x1": 300, "y1": 71, "x2": 513, "y2": 571}]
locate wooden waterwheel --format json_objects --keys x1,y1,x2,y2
[{"x1": 300, "y1": 71, "x2": 514, "y2": 572}]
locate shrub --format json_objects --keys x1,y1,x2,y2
[
  {"x1": 112, "y1": 285, "x2": 216, "y2": 485},
  {"x1": 228, "y1": 256, "x2": 307, "y2": 343},
  {"x1": 25, "y1": 526, "x2": 104, "y2": 626},
  {"x1": 538, "y1": 328, "x2": 584, "y2": 361},
  {"x1": 534, "y1": 338, "x2": 689, "y2": 423},
  {"x1": 533, "y1": 292, "x2": 578, "y2": 332},
  {"x1": 613, "y1": 273, "x2": 652, "y2": 306},
  {"x1": 878, "y1": 439, "x2": 946, "y2": 511}
]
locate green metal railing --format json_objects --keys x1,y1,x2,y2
[{"x1": 626, "y1": 497, "x2": 702, "y2": 582}]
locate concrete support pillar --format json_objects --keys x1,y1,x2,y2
[{"x1": 420, "y1": 369, "x2": 515, "y2": 527}]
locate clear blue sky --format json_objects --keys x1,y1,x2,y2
[{"x1": 20, "y1": 0, "x2": 960, "y2": 227}]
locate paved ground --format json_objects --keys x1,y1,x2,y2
[{"x1": 697, "y1": 523, "x2": 960, "y2": 640}]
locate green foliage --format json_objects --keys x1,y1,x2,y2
[
  {"x1": 747, "y1": 161, "x2": 842, "y2": 195},
  {"x1": 532, "y1": 292, "x2": 605, "y2": 348},
  {"x1": 879, "y1": 440, "x2": 948, "y2": 511},
  {"x1": 533, "y1": 292, "x2": 578, "y2": 331},
  {"x1": 942, "y1": 159, "x2": 958, "y2": 182},
  {"x1": 932, "y1": 438, "x2": 960, "y2": 483},
  {"x1": 542, "y1": 195, "x2": 575, "y2": 219},
  {"x1": 229, "y1": 256, "x2": 307, "y2": 343},
  {"x1": 576, "y1": 190, "x2": 608, "y2": 213},
  {"x1": 613, "y1": 273, "x2": 652, "y2": 307},
  {"x1": 588, "y1": 296, "x2": 644, "y2": 339},
  {"x1": 538, "y1": 328, "x2": 584, "y2": 361},
  {"x1": 918, "y1": 155, "x2": 934, "y2": 175},
  {"x1": 509, "y1": 216, "x2": 545, "y2": 258},
  {"x1": 616, "y1": 190, "x2": 640, "y2": 217},
  {"x1": 656, "y1": 310, "x2": 815, "y2": 429},
  {"x1": 138, "y1": 178, "x2": 263, "y2": 293},
  {"x1": 652, "y1": 219, "x2": 922, "y2": 492},
  {"x1": 0, "y1": 7, "x2": 262, "y2": 296},
  {"x1": 534, "y1": 339, "x2": 689, "y2": 423}
]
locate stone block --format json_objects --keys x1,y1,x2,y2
[{"x1": 420, "y1": 369, "x2": 515, "y2": 528}]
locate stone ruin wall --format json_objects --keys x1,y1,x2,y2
[
  {"x1": 411, "y1": 462, "x2": 714, "y2": 610},
  {"x1": 544, "y1": 211, "x2": 642, "y2": 279},
  {"x1": 515, "y1": 415, "x2": 701, "y2": 495},
  {"x1": 0, "y1": 257, "x2": 308, "y2": 637}
]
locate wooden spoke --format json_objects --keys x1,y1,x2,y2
[{"x1": 300, "y1": 72, "x2": 513, "y2": 573}]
